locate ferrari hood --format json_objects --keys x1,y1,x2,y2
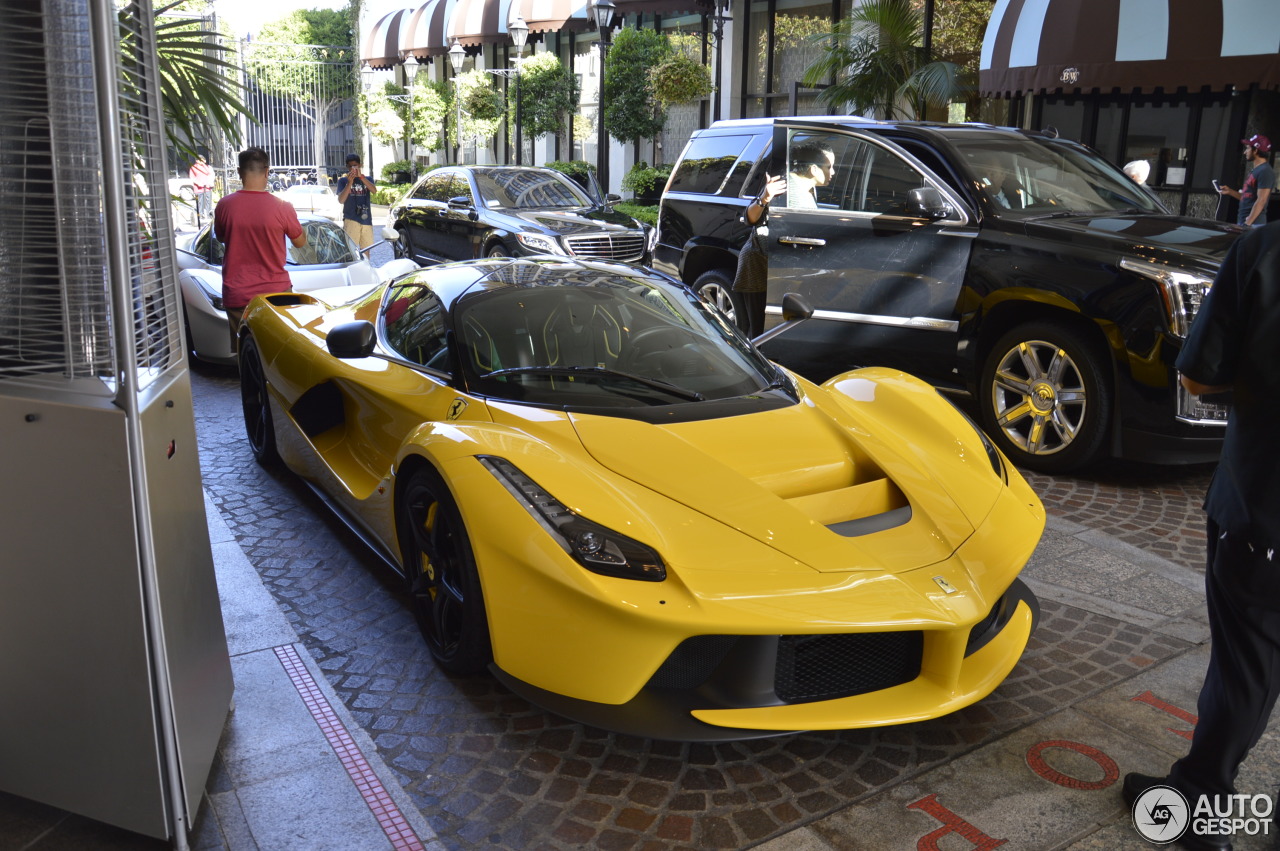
[{"x1": 566, "y1": 400, "x2": 977, "y2": 574}]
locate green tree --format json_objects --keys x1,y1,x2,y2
[
  {"x1": 454, "y1": 69, "x2": 503, "y2": 149},
  {"x1": 603, "y1": 28, "x2": 671, "y2": 146},
  {"x1": 248, "y1": 10, "x2": 355, "y2": 174},
  {"x1": 510, "y1": 51, "x2": 579, "y2": 158},
  {"x1": 148, "y1": 0, "x2": 249, "y2": 160},
  {"x1": 802, "y1": 0, "x2": 970, "y2": 120}
]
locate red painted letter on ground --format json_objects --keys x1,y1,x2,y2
[
  {"x1": 1132, "y1": 690, "x2": 1197, "y2": 741},
  {"x1": 1026, "y1": 740, "x2": 1119, "y2": 790},
  {"x1": 907, "y1": 793, "x2": 1007, "y2": 850}
]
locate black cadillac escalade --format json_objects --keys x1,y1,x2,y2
[{"x1": 654, "y1": 117, "x2": 1239, "y2": 473}]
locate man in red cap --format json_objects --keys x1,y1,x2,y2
[{"x1": 1217, "y1": 134, "x2": 1273, "y2": 228}]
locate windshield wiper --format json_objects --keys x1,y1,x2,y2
[{"x1": 483, "y1": 365, "x2": 705, "y2": 401}]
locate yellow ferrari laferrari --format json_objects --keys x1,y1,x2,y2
[{"x1": 239, "y1": 256, "x2": 1044, "y2": 741}]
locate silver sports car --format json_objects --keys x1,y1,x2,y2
[{"x1": 176, "y1": 215, "x2": 418, "y2": 364}]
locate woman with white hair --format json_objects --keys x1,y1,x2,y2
[{"x1": 1123, "y1": 159, "x2": 1150, "y2": 185}]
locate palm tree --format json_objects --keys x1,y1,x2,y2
[
  {"x1": 802, "y1": 0, "x2": 969, "y2": 120},
  {"x1": 145, "y1": 0, "x2": 250, "y2": 160}
]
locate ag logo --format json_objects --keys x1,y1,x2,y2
[
  {"x1": 447, "y1": 398, "x2": 468, "y2": 421},
  {"x1": 1132, "y1": 784, "x2": 1189, "y2": 844}
]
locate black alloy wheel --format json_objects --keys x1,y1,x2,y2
[
  {"x1": 239, "y1": 335, "x2": 280, "y2": 466},
  {"x1": 397, "y1": 465, "x2": 491, "y2": 674},
  {"x1": 486, "y1": 243, "x2": 511, "y2": 258},
  {"x1": 979, "y1": 320, "x2": 1112, "y2": 473}
]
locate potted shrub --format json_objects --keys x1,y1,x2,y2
[{"x1": 621, "y1": 161, "x2": 673, "y2": 204}]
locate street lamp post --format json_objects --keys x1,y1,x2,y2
[
  {"x1": 449, "y1": 40, "x2": 466, "y2": 164},
  {"x1": 404, "y1": 54, "x2": 419, "y2": 179},
  {"x1": 509, "y1": 15, "x2": 529, "y2": 165},
  {"x1": 359, "y1": 64, "x2": 376, "y2": 176},
  {"x1": 592, "y1": 0, "x2": 615, "y2": 198},
  {"x1": 711, "y1": 0, "x2": 730, "y2": 123}
]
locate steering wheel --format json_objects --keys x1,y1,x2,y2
[{"x1": 619, "y1": 325, "x2": 701, "y2": 375}]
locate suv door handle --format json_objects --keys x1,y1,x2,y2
[{"x1": 778, "y1": 236, "x2": 826, "y2": 247}]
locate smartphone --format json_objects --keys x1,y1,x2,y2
[{"x1": 1212, "y1": 179, "x2": 1222, "y2": 192}]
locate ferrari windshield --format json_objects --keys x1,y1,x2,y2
[
  {"x1": 452, "y1": 267, "x2": 782, "y2": 407},
  {"x1": 951, "y1": 135, "x2": 1165, "y2": 218},
  {"x1": 471, "y1": 168, "x2": 594, "y2": 210}
]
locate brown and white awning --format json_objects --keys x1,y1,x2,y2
[
  {"x1": 404, "y1": 0, "x2": 458, "y2": 58},
  {"x1": 446, "y1": 0, "x2": 520, "y2": 47},
  {"x1": 362, "y1": 7, "x2": 415, "y2": 69},
  {"x1": 611, "y1": 0, "x2": 711, "y2": 16},
  {"x1": 980, "y1": 0, "x2": 1280, "y2": 97},
  {"x1": 510, "y1": 0, "x2": 591, "y2": 33}
]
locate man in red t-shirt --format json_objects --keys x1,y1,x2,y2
[{"x1": 214, "y1": 147, "x2": 306, "y2": 355}]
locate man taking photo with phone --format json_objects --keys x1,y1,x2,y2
[{"x1": 336, "y1": 153, "x2": 377, "y2": 250}]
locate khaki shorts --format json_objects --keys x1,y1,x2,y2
[{"x1": 344, "y1": 220, "x2": 374, "y2": 250}]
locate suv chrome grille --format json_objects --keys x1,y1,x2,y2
[{"x1": 564, "y1": 233, "x2": 646, "y2": 262}]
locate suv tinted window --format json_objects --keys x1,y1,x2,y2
[
  {"x1": 668, "y1": 134, "x2": 752, "y2": 195},
  {"x1": 783, "y1": 130, "x2": 928, "y2": 215}
]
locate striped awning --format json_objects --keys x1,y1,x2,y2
[
  {"x1": 447, "y1": 0, "x2": 520, "y2": 47},
  {"x1": 611, "y1": 0, "x2": 711, "y2": 17},
  {"x1": 510, "y1": 0, "x2": 591, "y2": 33},
  {"x1": 362, "y1": 7, "x2": 415, "y2": 69},
  {"x1": 404, "y1": 0, "x2": 459, "y2": 58},
  {"x1": 980, "y1": 0, "x2": 1280, "y2": 97}
]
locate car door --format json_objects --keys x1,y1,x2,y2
[
  {"x1": 399, "y1": 171, "x2": 456, "y2": 262},
  {"x1": 442, "y1": 173, "x2": 484, "y2": 260},
  {"x1": 760, "y1": 123, "x2": 978, "y2": 385}
]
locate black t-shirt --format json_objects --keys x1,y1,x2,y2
[{"x1": 1176, "y1": 222, "x2": 1280, "y2": 547}]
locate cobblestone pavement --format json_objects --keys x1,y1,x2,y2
[{"x1": 189, "y1": 358, "x2": 1219, "y2": 851}]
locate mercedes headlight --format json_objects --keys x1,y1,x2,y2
[
  {"x1": 479, "y1": 456, "x2": 666, "y2": 581},
  {"x1": 514, "y1": 232, "x2": 566, "y2": 255},
  {"x1": 1120, "y1": 258, "x2": 1213, "y2": 337}
]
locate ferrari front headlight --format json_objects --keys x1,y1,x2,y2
[
  {"x1": 940, "y1": 395, "x2": 1005, "y2": 481},
  {"x1": 478, "y1": 456, "x2": 666, "y2": 582}
]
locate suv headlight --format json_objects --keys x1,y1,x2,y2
[
  {"x1": 1119, "y1": 258, "x2": 1213, "y2": 337},
  {"x1": 515, "y1": 232, "x2": 566, "y2": 255},
  {"x1": 478, "y1": 456, "x2": 666, "y2": 581}
]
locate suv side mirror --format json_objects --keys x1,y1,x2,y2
[
  {"x1": 447, "y1": 196, "x2": 473, "y2": 210},
  {"x1": 604, "y1": 192, "x2": 622, "y2": 205},
  {"x1": 907, "y1": 187, "x2": 952, "y2": 221},
  {"x1": 327, "y1": 320, "x2": 377, "y2": 358}
]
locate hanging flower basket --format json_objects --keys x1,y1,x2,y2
[{"x1": 647, "y1": 51, "x2": 714, "y2": 111}]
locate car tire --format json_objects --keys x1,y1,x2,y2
[
  {"x1": 694, "y1": 269, "x2": 735, "y2": 322},
  {"x1": 239, "y1": 335, "x2": 281, "y2": 466},
  {"x1": 979, "y1": 320, "x2": 1112, "y2": 473},
  {"x1": 486, "y1": 243, "x2": 510, "y2": 258},
  {"x1": 397, "y1": 464, "x2": 492, "y2": 675},
  {"x1": 392, "y1": 227, "x2": 412, "y2": 260}
]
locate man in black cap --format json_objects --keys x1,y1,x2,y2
[
  {"x1": 1217, "y1": 134, "x2": 1274, "y2": 228},
  {"x1": 336, "y1": 153, "x2": 377, "y2": 249}
]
